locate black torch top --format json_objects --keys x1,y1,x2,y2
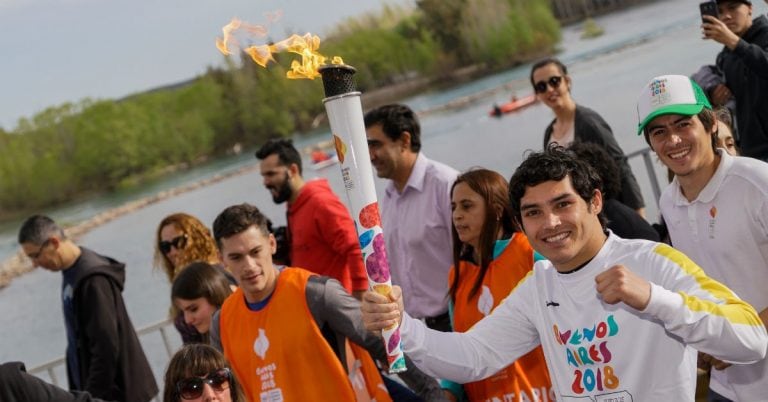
[{"x1": 318, "y1": 64, "x2": 358, "y2": 98}]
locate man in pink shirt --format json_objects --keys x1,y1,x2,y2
[{"x1": 364, "y1": 104, "x2": 459, "y2": 331}]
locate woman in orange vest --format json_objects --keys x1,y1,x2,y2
[{"x1": 447, "y1": 169, "x2": 554, "y2": 402}]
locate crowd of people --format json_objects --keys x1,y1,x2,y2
[{"x1": 3, "y1": 1, "x2": 768, "y2": 401}]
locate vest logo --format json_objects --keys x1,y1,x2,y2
[
  {"x1": 253, "y1": 328, "x2": 270, "y2": 359},
  {"x1": 477, "y1": 285, "x2": 494, "y2": 316}
]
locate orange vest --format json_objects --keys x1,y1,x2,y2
[
  {"x1": 449, "y1": 233, "x2": 553, "y2": 402},
  {"x1": 220, "y1": 267, "x2": 391, "y2": 402}
]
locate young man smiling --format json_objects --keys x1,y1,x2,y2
[
  {"x1": 208, "y1": 203, "x2": 445, "y2": 402},
  {"x1": 361, "y1": 147, "x2": 768, "y2": 401},
  {"x1": 638, "y1": 74, "x2": 768, "y2": 401}
]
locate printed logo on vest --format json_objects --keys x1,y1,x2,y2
[{"x1": 253, "y1": 328, "x2": 270, "y2": 359}]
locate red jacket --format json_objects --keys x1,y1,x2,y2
[{"x1": 288, "y1": 179, "x2": 367, "y2": 292}]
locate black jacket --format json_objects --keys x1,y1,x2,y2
[
  {"x1": 544, "y1": 105, "x2": 645, "y2": 210},
  {"x1": 717, "y1": 15, "x2": 768, "y2": 160},
  {"x1": 66, "y1": 248, "x2": 157, "y2": 402},
  {"x1": 0, "y1": 362, "x2": 110, "y2": 402}
]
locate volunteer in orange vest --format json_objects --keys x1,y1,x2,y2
[
  {"x1": 446, "y1": 169, "x2": 554, "y2": 401},
  {"x1": 208, "y1": 203, "x2": 446, "y2": 402}
]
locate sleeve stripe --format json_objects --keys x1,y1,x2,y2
[{"x1": 653, "y1": 244, "x2": 763, "y2": 326}]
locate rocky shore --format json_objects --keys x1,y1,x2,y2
[{"x1": 0, "y1": 163, "x2": 260, "y2": 289}]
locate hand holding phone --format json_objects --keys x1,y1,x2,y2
[{"x1": 700, "y1": 1, "x2": 719, "y2": 23}]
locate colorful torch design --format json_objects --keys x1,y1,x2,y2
[{"x1": 318, "y1": 65, "x2": 406, "y2": 373}]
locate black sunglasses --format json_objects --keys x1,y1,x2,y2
[
  {"x1": 159, "y1": 234, "x2": 188, "y2": 255},
  {"x1": 533, "y1": 76, "x2": 563, "y2": 94},
  {"x1": 176, "y1": 367, "x2": 231, "y2": 400}
]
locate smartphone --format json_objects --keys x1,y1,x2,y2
[{"x1": 700, "y1": 1, "x2": 719, "y2": 22}]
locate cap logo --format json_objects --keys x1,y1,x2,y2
[{"x1": 649, "y1": 79, "x2": 670, "y2": 107}]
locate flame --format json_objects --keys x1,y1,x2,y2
[{"x1": 216, "y1": 18, "x2": 343, "y2": 80}]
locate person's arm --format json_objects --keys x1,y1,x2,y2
[
  {"x1": 0, "y1": 362, "x2": 110, "y2": 402},
  {"x1": 306, "y1": 277, "x2": 447, "y2": 401},
  {"x1": 640, "y1": 244, "x2": 768, "y2": 364},
  {"x1": 361, "y1": 280, "x2": 541, "y2": 383},
  {"x1": 209, "y1": 310, "x2": 223, "y2": 352},
  {"x1": 77, "y1": 276, "x2": 120, "y2": 399},
  {"x1": 704, "y1": 15, "x2": 768, "y2": 79},
  {"x1": 317, "y1": 198, "x2": 369, "y2": 294}
]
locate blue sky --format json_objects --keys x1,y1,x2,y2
[{"x1": 0, "y1": 0, "x2": 402, "y2": 130}]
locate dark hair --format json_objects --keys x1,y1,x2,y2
[
  {"x1": 363, "y1": 104, "x2": 422, "y2": 152},
  {"x1": 171, "y1": 262, "x2": 233, "y2": 308},
  {"x1": 449, "y1": 169, "x2": 516, "y2": 301},
  {"x1": 18, "y1": 215, "x2": 66, "y2": 245},
  {"x1": 155, "y1": 213, "x2": 220, "y2": 282},
  {"x1": 509, "y1": 145, "x2": 605, "y2": 229},
  {"x1": 255, "y1": 138, "x2": 303, "y2": 175},
  {"x1": 529, "y1": 58, "x2": 568, "y2": 87},
  {"x1": 642, "y1": 108, "x2": 718, "y2": 151},
  {"x1": 213, "y1": 204, "x2": 271, "y2": 248},
  {"x1": 163, "y1": 344, "x2": 245, "y2": 402},
  {"x1": 567, "y1": 142, "x2": 621, "y2": 200}
]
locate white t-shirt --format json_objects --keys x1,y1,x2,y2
[
  {"x1": 399, "y1": 234, "x2": 768, "y2": 401},
  {"x1": 661, "y1": 150, "x2": 768, "y2": 401}
]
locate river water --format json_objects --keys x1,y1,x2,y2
[{"x1": 2, "y1": 0, "x2": 764, "y2": 388}]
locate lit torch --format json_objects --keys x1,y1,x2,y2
[
  {"x1": 318, "y1": 64, "x2": 406, "y2": 373},
  {"x1": 216, "y1": 19, "x2": 406, "y2": 373}
]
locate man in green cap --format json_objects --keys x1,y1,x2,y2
[{"x1": 637, "y1": 74, "x2": 768, "y2": 402}]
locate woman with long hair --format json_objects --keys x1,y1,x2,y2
[
  {"x1": 163, "y1": 343, "x2": 246, "y2": 402},
  {"x1": 155, "y1": 213, "x2": 234, "y2": 344},
  {"x1": 446, "y1": 168, "x2": 553, "y2": 401},
  {"x1": 530, "y1": 57, "x2": 646, "y2": 217},
  {"x1": 172, "y1": 262, "x2": 234, "y2": 343}
]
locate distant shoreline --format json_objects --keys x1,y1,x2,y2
[{"x1": 0, "y1": 163, "x2": 260, "y2": 289}]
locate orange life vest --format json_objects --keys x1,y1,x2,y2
[
  {"x1": 220, "y1": 267, "x2": 391, "y2": 402},
  {"x1": 449, "y1": 233, "x2": 553, "y2": 402}
]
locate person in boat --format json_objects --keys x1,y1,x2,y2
[
  {"x1": 443, "y1": 168, "x2": 553, "y2": 401},
  {"x1": 310, "y1": 146, "x2": 332, "y2": 163},
  {"x1": 638, "y1": 74, "x2": 768, "y2": 402},
  {"x1": 171, "y1": 261, "x2": 234, "y2": 344},
  {"x1": 255, "y1": 138, "x2": 368, "y2": 299},
  {"x1": 360, "y1": 145, "x2": 768, "y2": 401},
  {"x1": 530, "y1": 57, "x2": 646, "y2": 217},
  {"x1": 154, "y1": 213, "x2": 236, "y2": 344},
  {"x1": 163, "y1": 343, "x2": 246, "y2": 402}
]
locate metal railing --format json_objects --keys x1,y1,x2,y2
[
  {"x1": 27, "y1": 318, "x2": 176, "y2": 402},
  {"x1": 626, "y1": 146, "x2": 662, "y2": 207}
]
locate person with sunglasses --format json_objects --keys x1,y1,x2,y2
[
  {"x1": 17, "y1": 215, "x2": 158, "y2": 402},
  {"x1": 171, "y1": 262, "x2": 234, "y2": 344},
  {"x1": 163, "y1": 343, "x2": 246, "y2": 402},
  {"x1": 530, "y1": 58, "x2": 646, "y2": 218},
  {"x1": 155, "y1": 213, "x2": 236, "y2": 344}
]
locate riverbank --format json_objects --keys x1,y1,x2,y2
[{"x1": 0, "y1": 163, "x2": 260, "y2": 289}]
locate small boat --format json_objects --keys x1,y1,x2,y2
[
  {"x1": 490, "y1": 94, "x2": 538, "y2": 117},
  {"x1": 310, "y1": 154, "x2": 339, "y2": 170}
]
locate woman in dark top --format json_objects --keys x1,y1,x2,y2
[{"x1": 530, "y1": 58, "x2": 646, "y2": 217}]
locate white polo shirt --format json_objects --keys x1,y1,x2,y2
[{"x1": 661, "y1": 149, "x2": 768, "y2": 401}]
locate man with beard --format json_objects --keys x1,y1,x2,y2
[{"x1": 255, "y1": 138, "x2": 368, "y2": 299}]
